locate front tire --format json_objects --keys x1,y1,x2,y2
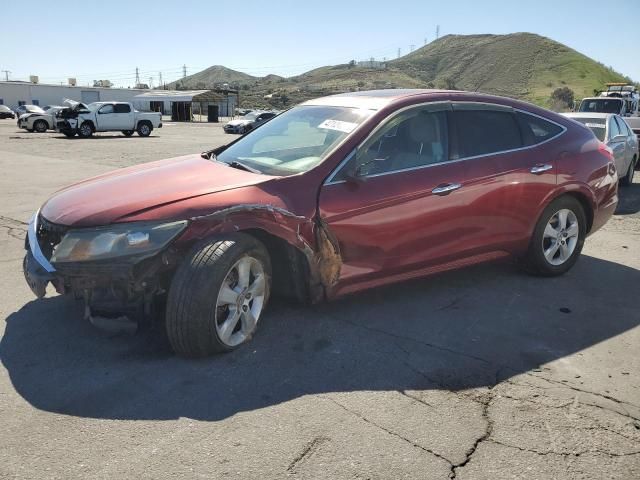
[
  {"x1": 33, "y1": 120, "x2": 47, "y2": 133},
  {"x1": 165, "y1": 233, "x2": 271, "y2": 357},
  {"x1": 78, "y1": 122, "x2": 93, "y2": 138},
  {"x1": 521, "y1": 196, "x2": 586, "y2": 276}
]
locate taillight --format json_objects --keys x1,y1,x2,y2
[{"x1": 598, "y1": 142, "x2": 614, "y2": 161}]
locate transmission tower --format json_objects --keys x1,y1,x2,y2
[
  {"x1": 182, "y1": 64, "x2": 187, "y2": 77},
  {"x1": 135, "y1": 67, "x2": 140, "y2": 85}
]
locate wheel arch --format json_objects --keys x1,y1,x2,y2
[{"x1": 539, "y1": 185, "x2": 596, "y2": 234}]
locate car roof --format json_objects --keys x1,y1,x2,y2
[
  {"x1": 564, "y1": 112, "x2": 613, "y2": 119},
  {"x1": 303, "y1": 89, "x2": 454, "y2": 110}
]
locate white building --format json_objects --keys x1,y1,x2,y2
[
  {"x1": 0, "y1": 81, "x2": 239, "y2": 120},
  {"x1": 0, "y1": 81, "x2": 154, "y2": 110}
]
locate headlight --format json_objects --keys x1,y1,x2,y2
[{"x1": 50, "y1": 220, "x2": 187, "y2": 263}]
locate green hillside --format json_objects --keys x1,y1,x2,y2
[{"x1": 170, "y1": 33, "x2": 634, "y2": 110}]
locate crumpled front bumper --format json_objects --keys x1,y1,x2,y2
[{"x1": 22, "y1": 212, "x2": 61, "y2": 298}]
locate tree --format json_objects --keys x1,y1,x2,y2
[
  {"x1": 436, "y1": 76, "x2": 456, "y2": 90},
  {"x1": 348, "y1": 60, "x2": 356, "y2": 68},
  {"x1": 550, "y1": 86, "x2": 575, "y2": 111}
]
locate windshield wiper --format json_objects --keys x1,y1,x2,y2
[{"x1": 226, "y1": 160, "x2": 262, "y2": 174}]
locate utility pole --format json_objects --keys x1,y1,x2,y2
[
  {"x1": 410, "y1": 44, "x2": 415, "y2": 53},
  {"x1": 135, "y1": 67, "x2": 140, "y2": 85},
  {"x1": 182, "y1": 64, "x2": 187, "y2": 78},
  {"x1": 1, "y1": 70, "x2": 10, "y2": 81},
  {"x1": 436, "y1": 25, "x2": 440, "y2": 40},
  {"x1": 397, "y1": 48, "x2": 401, "y2": 58},
  {"x1": 158, "y1": 72, "x2": 162, "y2": 87}
]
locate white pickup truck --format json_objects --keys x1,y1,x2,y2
[
  {"x1": 56, "y1": 100, "x2": 162, "y2": 138},
  {"x1": 578, "y1": 84, "x2": 640, "y2": 141}
]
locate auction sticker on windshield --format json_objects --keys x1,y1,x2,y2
[
  {"x1": 318, "y1": 119, "x2": 358, "y2": 133},
  {"x1": 585, "y1": 123, "x2": 606, "y2": 128}
]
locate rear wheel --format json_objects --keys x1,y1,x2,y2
[
  {"x1": 165, "y1": 234, "x2": 271, "y2": 357},
  {"x1": 137, "y1": 122, "x2": 152, "y2": 137},
  {"x1": 521, "y1": 196, "x2": 586, "y2": 276},
  {"x1": 122, "y1": 130, "x2": 134, "y2": 137},
  {"x1": 620, "y1": 158, "x2": 635, "y2": 186},
  {"x1": 33, "y1": 120, "x2": 48, "y2": 133}
]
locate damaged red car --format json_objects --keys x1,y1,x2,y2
[{"x1": 24, "y1": 89, "x2": 618, "y2": 357}]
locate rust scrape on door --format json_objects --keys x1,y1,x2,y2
[{"x1": 314, "y1": 218, "x2": 342, "y2": 287}]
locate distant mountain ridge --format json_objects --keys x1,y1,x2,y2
[{"x1": 168, "y1": 33, "x2": 634, "y2": 109}]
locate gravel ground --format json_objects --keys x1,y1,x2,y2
[{"x1": 0, "y1": 119, "x2": 639, "y2": 479}]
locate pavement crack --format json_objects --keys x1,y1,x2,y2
[
  {"x1": 287, "y1": 436, "x2": 330, "y2": 474},
  {"x1": 0, "y1": 215, "x2": 28, "y2": 240},
  {"x1": 488, "y1": 438, "x2": 640, "y2": 458},
  {"x1": 325, "y1": 396, "x2": 454, "y2": 467}
]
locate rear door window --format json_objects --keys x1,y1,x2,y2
[
  {"x1": 453, "y1": 108, "x2": 522, "y2": 158},
  {"x1": 613, "y1": 116, "x2": 627, "y2": 138},
  {"x1": 114, "y1": 104, "x2": 131, "y2": 113},
  {"x1": 516, "y1": 112, "x2": 564, "y2": 146},
  {"x1": 609, "y1": 116, "x2": 621, "y2": 140}
]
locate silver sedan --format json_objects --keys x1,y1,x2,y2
[{"x1": 564, "y1": 112, "x2": 638, "y2": 185}]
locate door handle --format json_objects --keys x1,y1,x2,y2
[
  {"x1": 530, "y1": 164, "x2": 553, "y2": 174},
  {"x1": 431, "y1": 183, "x2": 462, "y2": 195}
]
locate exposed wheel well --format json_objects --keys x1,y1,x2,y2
[
  {"x1": 562, "y1": 191, "x2": 594, "y2": 233},
  {"x1": 241, "y1": 228, "x2": 311, "y2": 303}
]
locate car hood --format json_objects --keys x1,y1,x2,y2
[{"x1": 40, "y1": 154, "x2": 269, "y2": 227}]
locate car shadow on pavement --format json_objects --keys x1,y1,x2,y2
[{"x1": 1, "y1": 255, "x2": 638, "y2": 421}]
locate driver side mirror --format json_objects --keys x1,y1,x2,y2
[
  {"x1": 344, "y1": 165, "x2": 367, "y2": 185},
  {"x1": 612, "y1": 134, "x2": 628, "y2": 143}
]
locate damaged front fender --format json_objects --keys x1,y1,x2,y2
[{"x1": 190, "y1": 204, "x2": 343, "y2": 301}]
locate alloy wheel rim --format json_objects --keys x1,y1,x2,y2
[
  {"x1": 542, "y1": 208, "x2": 579, "y2": 266},
  {"x1": 81, "y1": 124, "x2": 91, "y2": 135},
  {"x1": 215, "y1": 255, "x2": 266, "y2": 347},
  {"x1": 141, "y1": 125, "x2": 150, "y2": 135}
]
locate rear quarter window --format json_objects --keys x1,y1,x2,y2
[
  {"x1": 114, "y1": 104, "x2": 131, "y2": 113},
  {"x1": 516, "y1": 112, "x2": 564, "y2": 146}
]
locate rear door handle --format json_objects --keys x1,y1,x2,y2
[
  {"x1": 530, "y1": 164, "x2": 553, "y2": 174},
  {"x1": 432, "y1": 183, "x2": 462, "y2": 195}
]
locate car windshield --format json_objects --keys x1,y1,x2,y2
[
  {"x1": 26, "y1": 106, "x2": 45, "y2": 114},
  {"x1": 579, "y1": 99, "x2": 623, "y2": 114},
  {"x1": 243, "y1": 112, "x2": 258, "y2": 120},
  {"x1": 571, "y1": 117, "x2": 607, "y2": 141},
  {"x1": 216, "y1": 105, "x2": 373, "y2": 175},
  {"x1": 0, "y1": 106, "x2": 10, "y2": 112}
]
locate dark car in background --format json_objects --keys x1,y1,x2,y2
[
  {"x1": 0, "y1": 105, "x2": 15, "y2": 119},
  {"x1": 23, "y1": 89, "x2": 617, "y2": 357},
  {"x1": 224, "y1": 111, "x2": 277, "y2": 134}
]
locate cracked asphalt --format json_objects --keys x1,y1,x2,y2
[{"x1": 0, "y1": 119, "x2": 639, "y2": 479}]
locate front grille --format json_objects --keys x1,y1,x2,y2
[{"x1": 36, "y1": 215, "x2": 69, "y2": 260}]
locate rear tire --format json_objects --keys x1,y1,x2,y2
[
  {"x1": 137, "y1": 122, "x2": 152, "y2": 137},
  {"x1": 520, "y1": 196, "x2": 586, "y2": 277},
  {"x1": 165, "y1": 233, "x2": 271, "y2": 357},
  {"x1": 33, "y1": 120, "x2": 47, "y2": 133},
  {"x1": 620, "y1": 158, "x2": 635, "y2": 186}
]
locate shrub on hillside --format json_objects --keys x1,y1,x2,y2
[{"x1": 550, "y1": 86, "x2": 575, "y2": 111}]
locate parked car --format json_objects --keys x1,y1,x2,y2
[
  {"x1": 23, "y1": 90, "x2": 618, "y2": 357},
  {"x1": 224, "y1": 111, "x2": 277, "y2": 134},
  {"x1": 0, "y1": 105, "x2": 15, "y2": 119},
  {"x1": 55, "y1": 100, "x2": 162, "y2": 138},
  {"x1": 18, "y1": 105, "x2": 65, "y2": 132},
  {"x1": 15, "y1": 104, "x2": 45, "y2": 119},
  {"x1": 564, "y1": 112, "x2": 637, "y2": 185}
]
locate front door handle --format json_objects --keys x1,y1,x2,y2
[
  {"x1": 432, "y1": 183, "x2": 462, "y2": 195},
  {"x1": 530, "y1": 164, "x2": 553, "y2": 174}
]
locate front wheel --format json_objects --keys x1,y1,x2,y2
[
  {"x1": 165, "y1": 233, "x2": 271, "y2": 357},
  {"x1": 33, "y1": 120, "x2": 48, "y2": 133},
  {"x1": 521, "y1": 196, "x2": 586, "y2": 276},
  {"x1": 78, "y1": 122, "x2": 93, "y2": 138}
]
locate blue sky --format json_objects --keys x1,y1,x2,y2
[{"x1": 2, "y1": 0, "x2": 639, "y2": 87}]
